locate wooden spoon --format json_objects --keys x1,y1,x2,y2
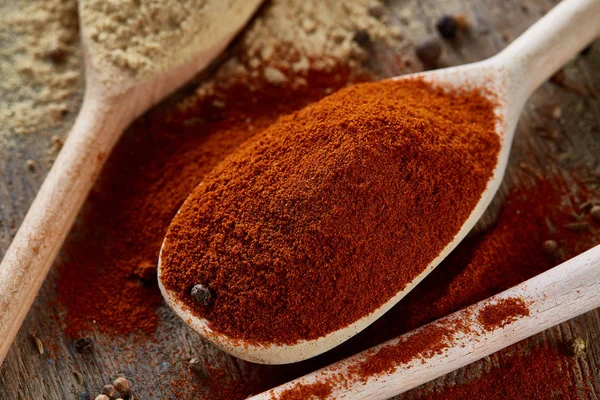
[
  {"x1": 0, "y1": 0, "x2": 264, "y2": 364},
  {"x1": 158, "y1": 0, "x2": 600, "y2": 365}
]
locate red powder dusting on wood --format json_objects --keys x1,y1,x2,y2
[
  {"x1": 406, "y1": 345, "x2": 587, "y2": 399},
  {"x1": 357, "y1": 176, "x2": 600, "y2": 348},
  {"x1": 349, "y1": 317, "x2": 469, "y2": 380},
  {"x1": 477, "y1": 297, "x2": 530, "y2": 332},
  {"x1": 275, "y1": 381, "x2": 334, "y2": 400}
]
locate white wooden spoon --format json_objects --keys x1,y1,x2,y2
[
  {"x1": 158, "y1": 0, "x2": 600, "y2": 365},
  {"x1": 0, "y1": 0, "x2": 264, "y2": 364}
]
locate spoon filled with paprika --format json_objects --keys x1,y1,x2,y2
[
  {"x1": 0, "y1": 1, "x2": 264, "y2": 364},
  {"x1": 158, "y1": 0, "x2": 600, "y2": 364}
]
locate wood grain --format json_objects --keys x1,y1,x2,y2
[{"x1": 1, "y1": 0, "x2": 599, "y2": 399}]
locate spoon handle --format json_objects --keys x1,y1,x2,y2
[
  {"x1": 252, "y1": 245, "x2": 600, "y2": 400},
  {"x1": 0, "y1": 94, "x2": 129, "y2": 363},
  {"x1": 495, "y1": 0, "x2": 600, "y2": 97}
]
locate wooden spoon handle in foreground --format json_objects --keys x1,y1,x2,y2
[
  {"x1": 0, "y1": 94, "x2": 130, "y2": 363},
  {"x1": 252, "y1": 244, "x2": 600, "y2": 400}
]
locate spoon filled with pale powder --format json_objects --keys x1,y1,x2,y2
[{"x1": 0, "y1": 0, "x2": 264, "y2": 364}]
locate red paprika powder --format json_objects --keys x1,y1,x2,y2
[
  {"x1": 405, "y1": 344, "x2": 588, "y2": 400},
  {"x1": 55, "y1": 71, "x2": 353, "y2": 336},
  {"x1": 275, "y1": 381, "x2": 334, "y2": 400},
  {"x1": 160, "y1": 78, "x2": 501, "y2": 344},
  {"x1": 51, "y1": 63, "x2": 599, "y2": 399},
  {"x1": 477, "y1": 297, "x2": 530, "y2": 332}
]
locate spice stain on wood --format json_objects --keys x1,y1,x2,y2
[
  {"x1": 0, "y1": 0, "x2": 599, "y2": 399},
  {"x1": 477, "y1": 297, "x2": 530, "y2": 332}
]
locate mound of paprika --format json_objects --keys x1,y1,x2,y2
[{"x1": 160, "y1": 78, "x2": 501, "y2": 344}]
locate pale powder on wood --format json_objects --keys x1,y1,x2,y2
[
  {"x1": 80, "y1": 0, "x2": 261, "y2": 83},
  {"x1": 180, "y1": 0, "x2": 408, "y2": 108},
  {"x1": 0, "y1": 0, "x2": 82, "y2": 138}
]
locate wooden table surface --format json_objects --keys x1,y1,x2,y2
[{"x1": 1, "y1": 0, "x2": 599, "y2": 399}]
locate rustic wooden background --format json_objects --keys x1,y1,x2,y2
[{"x1": 1, "y1": 0, "x2": 599, "y2": 399}]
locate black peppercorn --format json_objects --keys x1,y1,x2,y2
[
  {"x1": 191, "y1": 284, "x2": 214, "y2": 306},
  {"x1": 436, "y1": 15, "x2": 458, "y2": 39},
  {"x1": 415, "y1": 37, "x2": 442, "y2": 65},
  {"x1": 74, "y1": 337, "x2": 94, "y2": 353}
]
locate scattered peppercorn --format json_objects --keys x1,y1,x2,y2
[
  {"x1": 542, "y1": 239, "x2": 558, "y2": 255},
  {"x1": 191, "y1": 284, "x2": 214, "y2": 306},
  {"x1": 74, "y1": 337, "x2": 94, "y2": 353},
  {"x1": 113, "y1": 377, "x2": 132, "y2": 396},
  {"x1": 590, "y1": 205, "x2": 600, "y2": 223},
  {"x1": 436, "y1": 15, "x2": 458, "y2": 39},
  {"x1": 415, "y1": 37, "x2": 442, "y2": 65},
  {"x1": 26, "y1": 159, "x2": 36, "y2": 171},
  {"x1": 102, "y1": 384, "x2": 116, "y2": 397},
  {"x1": 567, "y1": 336, "x2": 587, "y2": 357}
]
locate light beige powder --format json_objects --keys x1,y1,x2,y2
[
  {"x1": 1, "y1": 0, "x2": 406, "y2": 143},
  {"x1": 0, "y1": 0, "x2": 83, "y2": 136},
  {"x1": 80, "y1": 0, "x2": 262, "y2": 82},
  {"x1": 181, "y1": 0, "x2": 408, "y2": 106},
  {"x1": 242, "y1": 0, "x2": 403, "y2": 70}
]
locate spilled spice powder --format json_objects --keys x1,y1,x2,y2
[
  {"x1": 349, "y1": 317, "x2": 470, "y2": 381},
  {"x1": 51, "y1": 71, "x2": 599, "y2": 398},
  {"x1": 275, "y1": 381, "x2": 334, "y2": 400},
  {"x1": 477, "y1": 297, "x2": 530, "y2": 332},
  {"x1": 160, "y1": 78, "x2": 500, "y2": 344},
  {"x1": 356, "y1": 176, "x2": 600, "y2": 348},
  {"x1": 355, "y1": 324, "x2": 454, "y2": 378},
  {"x1": 405, "y1": 345, "x2": 585, "y2": 400},
  {"x1": 56, "y1": 70, "x2": 355, "y2": 336},
  {"x1": 233, "y1": 173, "x2": 599, "y2": 400}
]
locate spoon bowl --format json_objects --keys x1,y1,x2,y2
[{"x1": 158, "y1": 0, "x2": 600, "y2": 364}]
